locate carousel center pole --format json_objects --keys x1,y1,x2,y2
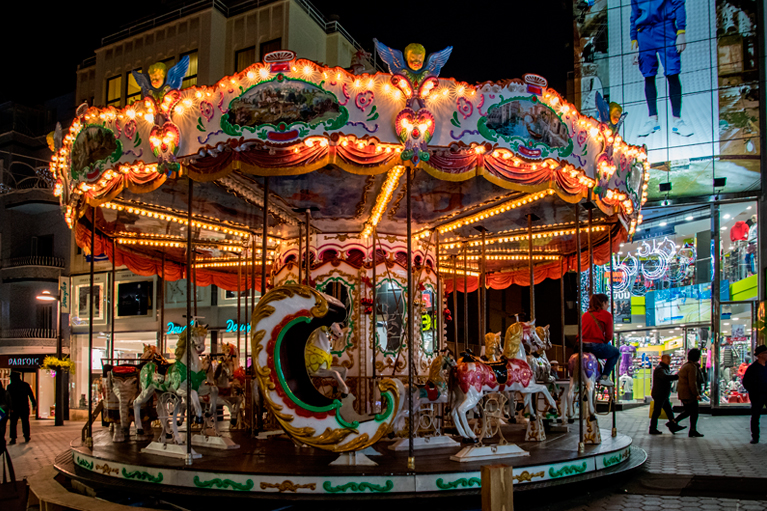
[
  {"x1": 435, "y1": 230, "x2": 442, "y2": 352},
  {"x1": 463, "y1": 244, "x2": 468, "y2": 354},
  {"x1": 406, "y1": 166, "x2": 415, "y2": 470},
  {"x1": 609, "y1": 226, "x2": 617, "y2": 437},
  {"x1": 86, "y1": 208, "x2": 95, "y2": 448},
  {"x1": 588, "y1": 207, "x2": 594, "y2": 295},
  {"x1": 560, "y1": 255, "x2": 566, "y2": 365},
  {"x1": 185, "y1": 177, "x2": 194, "y2": 465},
  {"x1": 452, "y1": 255, "x2": 458, "y2": 355},
  {"x1": 527, "y1": 214, "x2": 536, "y2": 321},
  {"x1": 111, "y1": 238, "x2": 116, "y2": 360},
  {"x1": 305, "y1": 209, "x2": 311, "y2": 286},
  {"x1": 575, "y1": 202, "x2": 584, "y2": 453}
]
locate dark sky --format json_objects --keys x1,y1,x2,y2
[{"x1": 1, "y1": 0, "x2": 573, "y2": 105}]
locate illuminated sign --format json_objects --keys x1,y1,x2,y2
[
  {"x1": 166, "y1": 322, "x2": 186, "y2": 335},
  {"x1": 0, "y1": 355, "x2": 44, "y2": 369},
  {"x1": 421, "y1": 314, "x2": 432, "y2": 332},
  {"x1": 225, "y1": 320, "x2": 251, "y2": 333}
]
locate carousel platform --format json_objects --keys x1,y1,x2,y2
[{"x1": 55, "y1": 423, "x2": 643, "y2": 500}]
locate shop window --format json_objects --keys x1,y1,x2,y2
[
  {"x1": 259, "y1": 38, "x2": 281, "y2": 60},
  {"x1": 720, "y1": 201, "x2": 758, "y2": 298},
  {"x1": 116, "y1": 280, "x2": 154, "y2": 317},
  {"x1": 181, "y1": 50, "x2": 198, "y2": 88},
  {"x1": 235, "y1": 46, "x2": 256, "y2": 73},
  {"x1": 126, "y1": 70, "x2": 142, "y2": 104},
  {"x1": 106, "y1": 75, "x2": 122, "y2": 107}
]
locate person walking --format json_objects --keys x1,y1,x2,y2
[
  {"x1": 675, "y1": 348, "x2": 704, "y2": 438},
  {"x1": 0, "y1": 381, "x2": 10, "y2": 448},
  {"x1": 649, "y1": 354, "x2": 686, "y2": 435},
  {"x1": 580, "y1": 293, "x2": 620, "y2": 387},
  {"x1": 7, "y1": 372, "x2": 36, "y2": 444},
  {"x1": 742, "y1": 344, "x2": 767, "y2": 444}
]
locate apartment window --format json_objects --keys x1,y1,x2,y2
[
  {"x1": 106, "y1": 75, "x2": 122, "y2": 107},
  {"x1": 126, "y1": 70, "x2": 142, "y2": 104},
  {"x1": 181, "y1": 50, "x2": 198, "y2": 88},
  {"x1": 260, "y1": 39, "x2": 281, "y2": 60},
  {"x1": 235, "y1": 46, "x2": 256, "y2": 73}
]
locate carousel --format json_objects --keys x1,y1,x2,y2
[{"x1": 51, "y1": 41, "x2": 647, "y2": 500}]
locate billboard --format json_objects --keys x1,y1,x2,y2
[
  {"x1": 645, "y1": 280, "x2": 730, "y2": 326},
  {"x1": 574, "y1": 0, "x2": 760, "y2": 199}
]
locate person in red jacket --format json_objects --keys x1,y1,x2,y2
[{"x1": 581, "y1": 293, "x2": 619, "y2": 387}]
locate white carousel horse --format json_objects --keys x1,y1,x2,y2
[
  {"x1": 566, "y1": 351, "x2": 601, "y2": 422},
  {"x1": 451, "y1": 323, "x2": 558, "y2": 441},
  {"x1": 305, "y1": 323, "x2": 350, "y2": 396},
  {"x1": 204, "y1": 343, "x2": 245, "y2": 427},
  {"x1": 532, "y1": 325, "x2": 556, "y2": 384},
  {"x1": 133, "y1": 326, "x2": 210, "y2": 444},
  {"x1": 394, "y1": 349, "x2": 456, "y2": 434}
]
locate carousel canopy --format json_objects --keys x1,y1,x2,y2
[{"x1": 51, "y1": 44, "x2": 648, "y2": 291}]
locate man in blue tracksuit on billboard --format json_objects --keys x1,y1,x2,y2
[{"x1": 631, "y1": 0, "x2": 693, "y2": 138}]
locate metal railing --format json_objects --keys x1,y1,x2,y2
[
  {"x1": 0, "y1": 328, "x2": 57, "y2": 339},
  {"x1": 6, "y1": 256, "x2": 65, "y2": 268}
]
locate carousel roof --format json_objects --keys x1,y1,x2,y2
[{"x1": 52, "y1": 45, "x2": 648, "y2": 291}]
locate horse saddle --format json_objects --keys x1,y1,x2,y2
[
  {"x1": 485, "y1": 358, "x2": 509, "y2": 385},
  {"x1": 459, "y1": 349, "x2": 481, "y2": 364}
]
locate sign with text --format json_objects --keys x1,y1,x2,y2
[{"x1": 0, "y1": 355, "x2": 46, "y2": 369}]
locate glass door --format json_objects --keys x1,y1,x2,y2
[{"x1": 715, "y1": 301, "x2": 754, "y2": 408}]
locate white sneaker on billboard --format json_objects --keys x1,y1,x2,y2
[
  {"x1": 672, "y1": 118, "x2": 694, "y2": 137},
  {"x1": 637, "y1": 118, "x2": 660, "y2": 137}
]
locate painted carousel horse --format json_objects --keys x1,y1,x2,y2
[
  {"x1": 451, "y1": 323, "x2": 558, "y2": 441},
  {"x1": 107, "y1": 345, "x2": 169, "y2": 442},
  {"x1": 531, "y1": 325, "x2": 556, "y2": 383},
  {"x1": 205, "y1": 342, "x2": 245, "y2": 427},
  {"x1": 482, "y1": 332, "x2": 503, "y2": 362},
  {"x1": 395, "y1": 349, "x2": 456, "y2": 434},
  {"x1": 133, "y1": 325, "x2": 211, "y2": 444},
  {"x1": 566, "y1": 351, "x2": 600, "y2": 422},
  {"x1": 305, "y1": 323, "x2": 350, "y2": 396}
]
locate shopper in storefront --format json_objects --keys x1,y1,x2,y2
[
  {"x1": 675, "y1": 348, "x2": 704, "y2": 438},
  {"x1": 581, "y1": 293, "x2": 619, "y2": 387},
  {"x1": 742, "y1": 345, "x2": 767, "y2": 444},
  {"x1": 649, "y1": 354, "x2": 686, "y2": 435},
  {"x1": 7, "y1": 372, "x2": 36, "y2": 444}
]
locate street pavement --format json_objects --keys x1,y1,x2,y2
[{"x1": 2, "y1": 407, "x2": 767, "y2": 510}]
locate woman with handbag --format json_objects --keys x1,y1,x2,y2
[{"x1": 580, "y1": 293, "x2": 620, "y2": 387}]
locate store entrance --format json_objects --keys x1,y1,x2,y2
[{"x1": 715, "y1": 301, "x2": 755, "y2": 408}]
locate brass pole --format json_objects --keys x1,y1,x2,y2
[
  {"x1": 463, "y1": 245, "x2": 468, "y2": 353},
  {"x1": 111, "y1": 238, "x2": 116, "y2": 359},
  {"x1": 528, "y1": 214, "x2": 535, "y2": 321},
  {"x1": 371, "y1": 229, "x2": 377, "y2": 382},
  {"x1": 435, "y1": 230, "x2": 442, "y2": 352},
  {"x1": 480, "y1": 228, "x2": 487, "y2": 340},
  {"x1": 86, "y1": 208, "x2": 95, "y2": 447},
  {"x1": 159, "y1": 252, "x2": 164, "y2": 354},
  {"x1": 609, "y1": 226, "x2": 617, "y2": 437},
  {"x1": 575, "y1": 203, "x2": 584, "y2": 452},
  {"x1": 452, "y1": 255, "x2": 458, "y2": 355},
  {"x1": 237, "y1": 251, "x2": 242, "y2": 359},
  {"x1": 406, "y1": 166, "x2": 415, "y2": 470},
  {"x1": 305, "y1": 210, "x2": 311, "y2": 286},
  {"x1": 588, "y1": 208, "x2": 594, "y2": 295},
  {"x1": 185, "y1": 178, "x2": 193, "y2": 464}
]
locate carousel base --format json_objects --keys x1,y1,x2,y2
[
  {"x1": 388, "y1": 435, "x2": 461, "y2": 451},
  {"x1": 192, "y1": 433, "x2": 240, "y2": 450},
  {"x1": 140, "y1": 441, "x2": 201, "y2": 460},
  {"x1": 58, "y1": 423, "x2": 640, "y2": 499},
  {"x1": 450, "y1": 443, "x2": 529, "y2": 462}
]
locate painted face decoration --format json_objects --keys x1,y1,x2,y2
[{"x1": 404, "y1": 43, "x2": 426, "y2": 71}]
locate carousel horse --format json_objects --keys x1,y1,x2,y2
[
  {"x1": 451, "y1": 323, "x2": 558, "y2": 441},
  {"x1": 108, "y1": 345, "x2": 169, "y2": 442},
  {"x1": 305, "y1": 323, "x2": 350, "y2": 396},
  {"x1": 482, "y1": 332, "x2": 503, "y2": 362},
  {"x1": 532, "y1": 325, "x2": 556, "y2": 383},
  {"x1": 205, "y1": 343, "x2": 245, "y2": 427},
  {"x1": 566, "y1": 351, "x2": 600, "y2": 422},
  {"x1": 394, "y1": 349, "x2": 456, "y2": 434},
  {"x1": 133, "y1": 325, "x2": 210, "y2": 444}
]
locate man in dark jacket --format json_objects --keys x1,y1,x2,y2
[
  {"x1": 7, "y1": 372, "x2": 36, "y2": 444},
  {"x1": 649, "y1": 354, "x2": 686, "y2": 434},
  {"x1": 743, "y1": 344, "x2": 767, "y2": 444}
]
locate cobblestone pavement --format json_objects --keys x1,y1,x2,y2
[{"x1": 3, "y1": 410, "x2": 767, "y2": 510}]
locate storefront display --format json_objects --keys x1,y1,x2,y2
[{"x1": 0, "y1": 355, "x2": 57, "y2": 419}]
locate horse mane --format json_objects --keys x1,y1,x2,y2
[
  {"x1": 427, "y1": 354, "x2": 446, "y2": 385},
  {"x1": 176, "y1": 325, "x2": 208, "y2": 360},
  {"x1": 503, "y1": 323, "x2": 523, "y2": 358}
]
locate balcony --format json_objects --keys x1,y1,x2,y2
[
  {"x1": 7, "y1": 256, "x2": 65, "y2": 268},
  {"x1": 0, "y1": 328, "x2": 57, "y2": 339}
]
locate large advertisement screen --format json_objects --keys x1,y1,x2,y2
[
  {"x1": 645, "y1": 280, "x2": 730, "y2": 325},
  {"x1": 574, "y1": 0, "x2": 760, "y2": 200}
]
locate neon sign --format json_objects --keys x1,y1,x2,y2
[
  {"x1": 166, "y1": 322, "x2": 186, "y2": 334},
  {"x1": 225, "y1": 320, "x2": 251, "y2": 333}
]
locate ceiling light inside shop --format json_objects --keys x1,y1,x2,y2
[
  {"x1": 721, "y1": 226, "x2": 727, "y2": 230},
  {"x1": 685, "y1": 215, "x2": 693, "y2": 221},
  {"x1": 660, "y1": 221, "x2": 667, "y2": 226},
  {"x1": 724, "y1": 214, "x2": 731, "y2": 219},
  {"x1": 747, "y1": 206, "x2": 752, "y2": 210}
]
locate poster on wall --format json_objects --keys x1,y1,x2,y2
[{"x1": 573, "y1": 0, "x2": 760, "y2": 199}]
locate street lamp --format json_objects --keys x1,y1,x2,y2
[{"x1": 36, "y1": 290, "x2": 65, "y2": 426}]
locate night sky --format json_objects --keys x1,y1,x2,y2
[{"x1": 1, "y1": 0, "x2": 573, "y2": 105}]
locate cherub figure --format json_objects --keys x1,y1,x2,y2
[
  {"x1": 373, "y1": 39, "x2": 452, "y2": 89},
  {"x1": 132, "y1": 56, "x2": 190, "y2": 101}
]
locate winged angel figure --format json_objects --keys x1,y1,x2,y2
[
  {"x1": 131, "y1": 55, "x2": 190, "y2": 101},
  {"x1": 373, "y1": 39, "x2": 452, "y2": 89}
]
